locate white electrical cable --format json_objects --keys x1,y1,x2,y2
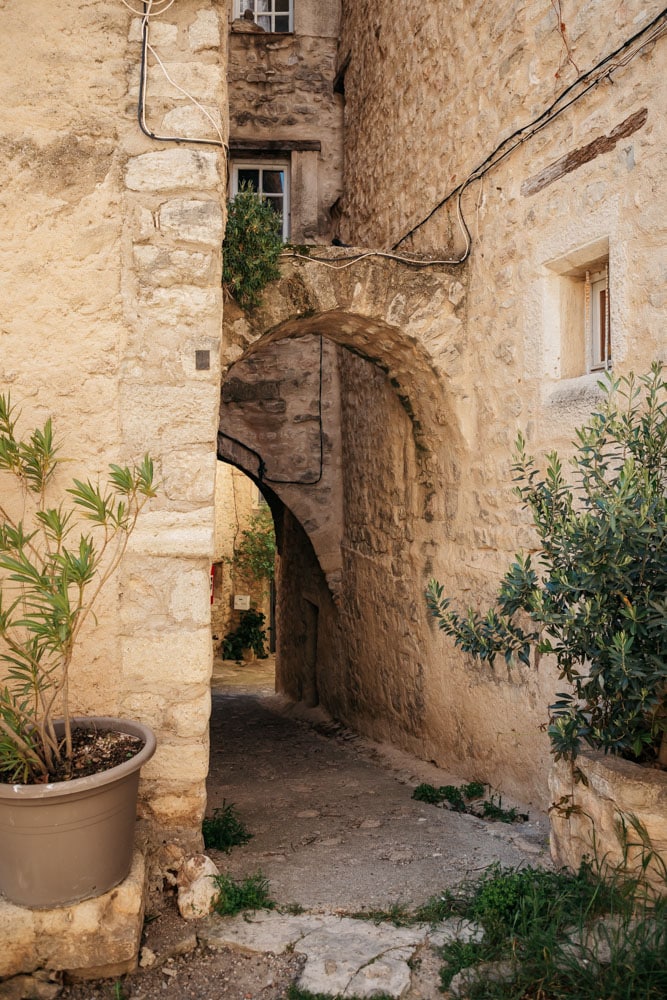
[
  {"x1": 120, "y1": 0, "x2": 176, "y2": 16},
  {"x1": 145, "y1": 38, "x2": 226, "y2": 147}
]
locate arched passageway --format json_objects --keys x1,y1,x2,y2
[
  {"x1": 215, "y1": 257, "x2": 555, "y2": 812},
  {"x1": 217, "y1": 318, "x2": 456, "y2": 749}
]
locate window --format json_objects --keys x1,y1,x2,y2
[
  {"x1": 235, "y1": 0, "x2": 293, "y2": 33},
  {"x1": 231, "y1": 160, "x2": 290, "y2": 240},
  {"x1": 544, "y1": 240, "x2": 611, "y2": 380},
  {"x1": 588, "y1": 265, "x2": 610, "y2": 371}
]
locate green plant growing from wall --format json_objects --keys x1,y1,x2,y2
[
  {"x1": 427, "y1": 364, "x2": 666, "y2": 767},
  {"x1": 222, "y1": 183, "x2": 283, "y2": 309},
  {"x1": 231, "y1": 506, "x2": 276, "y2": 593}
]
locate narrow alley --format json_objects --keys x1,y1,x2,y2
[
  {"x1": 206, "y1": 657, "x2": 549, "y2": 912},
  {"x1": 62, "y1": 658, "x2": 551, "y2": 1000}
]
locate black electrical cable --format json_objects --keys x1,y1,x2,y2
[
  {"x1": 392, "y1": 6, "x2": 667, "y2": 250},
  {"x1": 218, "y1": 337, "x2": 325, "y2": 487},
  {"x1": 138, "y1": 3, "x2": 226, "y2": 148}
]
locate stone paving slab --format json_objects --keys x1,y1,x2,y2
[{"x1": 198, "y1": 910, "x2": 482, "y2": 998}]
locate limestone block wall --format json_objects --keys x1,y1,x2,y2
[
  {"x1": 212, "y1": 464, "x2": 272, "y2": 643},
  {"x1": 231, "y1": 339, "x2": 429, "y2": 741},
  {"x1": 218, "y1": 333, "x2": 345, "y2": 591},
  {"x1": 0, "y1": 0, "x2": 226, "y2": 846},
  {"x1": 328, "y1": 0, "x2": 667, "y2": 804},
  {"x1": 227, "y1": 0, "x2": 343, "y2": 239}
]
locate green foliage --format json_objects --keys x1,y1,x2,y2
[
  {"x1": 427, "y1": 364, "x2": 667, "y2": 765},
  {"x1": 221, "y1": 609, "x2": 268, "y2": 660},
  {"x1": 202, "y1": 800, "x2": 253, "y2": 852},
  {"x1": 350, "y1": 901, "x2": 413, "y2": 927},
  {"x1": 231, "y1": 506, "x2": 276, "y2": 588},
  {"x1": 212, "y1": 871, "x2": 274, "y2": 916},
  {"x1": 412, "y1": 782, "x2": 527, "y2": 823},
  {"x1": 437, "y1": 862, "x2": 666, "y2": 1000},
  {"x1": 0, "y1": 394, "x2": 156, "y2": 782},
  {"x1": 222, "y1": 184, "x2": 283, "y2": 309}
]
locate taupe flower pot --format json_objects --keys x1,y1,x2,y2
[{"x1": 0, "y1": 717, "x2": 156, "y2": 909}]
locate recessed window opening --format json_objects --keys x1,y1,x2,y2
[
  {"x1": 231, "y1": 160, "x2": 290, "y2": 241},
  {"x1": 544, "y1": 239, "x2": 611, "y2": 380},
  {"x1": 235, "y1": 0, "x2": 293, "y2": 33}
]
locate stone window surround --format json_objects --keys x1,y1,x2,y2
[
  {"x1": 543, "y1": 235, "x2": 614, "y2": 386},
  {"x1": 229, "y1": 140, "x2": 322, "y2": 243}
]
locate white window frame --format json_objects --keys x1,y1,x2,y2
[
  {"x1": 234, "y1": 0, "x2": 293, "y2": 33},
  {"x1": 231, "y1": 160, "x2": 291, "y2": 241}
]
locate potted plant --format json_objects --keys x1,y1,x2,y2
[
  {"x1": 0, "y1": 394, "x2": 157, "y2": 908},
  {"x1": 221, "y1": 608, "x2": 269, "y2": 661},
  {"x1": 426, "y1": 364, "x2": 666, "y2": 875}
]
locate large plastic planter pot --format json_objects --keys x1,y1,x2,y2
[{"x1": 0, "y1": 717, "x2": 156, "y2": 909}]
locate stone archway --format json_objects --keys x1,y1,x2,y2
[{"x1": 218, "y1": 256, "x2": 467, "y2": 748}]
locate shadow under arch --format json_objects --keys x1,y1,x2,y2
[
  {"x1": 218, "y1": 310, "x2": 463, "y2": 598},
  {"x1": 242, "y1": 309, "x2": 454, "y2": 460},
  {"x1": 217, "y1": 324, "x2": 445, "y2": 738}
]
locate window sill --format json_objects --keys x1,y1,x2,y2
[
  {"x1": 230, "y1": 24, "x2": 294, "y2": 37},
  {"x1": 545, "y1": 371, "x2": 609, "y2": 411}
]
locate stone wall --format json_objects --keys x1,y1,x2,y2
[
  {"x1": 224, "y1": 336, "x2": 431, "y2": 744},
  {"x1": 218, "y1": 256, "x2": 561, "y2": 808},
  {"x1": 317, "y1": 0, "x2": 667, "y2": 803},
  {"x1": 0, "y1": 0, "x2": 226, "y2": 846},
  {"x1": 227, "y1": 0, "x2": 343, "y2": 239}
]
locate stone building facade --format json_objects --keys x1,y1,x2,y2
[
  {"x1": 0, "y1": 0, "x2": 665, "y2": 911},
  {"x1": 226, "y1": 0, "x2": 343, "y2": 241},
  {"x1": 220, "y1": 0, "x2": 666, "y2": 809},
  {"x1": 0, "y1": 0, "x2": 227, "y2": 850}
]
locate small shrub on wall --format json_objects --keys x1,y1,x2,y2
[
  {"x1": 222, "y1": 184, "x2": 282, "y2": 309},
  {"x1": 427, "y1": 364, "x2": 667, "y2": 768}
]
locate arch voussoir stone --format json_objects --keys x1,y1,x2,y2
[{"x1": 222, "y1": 252, "x2": 468, "y2": 451}]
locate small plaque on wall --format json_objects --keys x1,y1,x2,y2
[{"x1": 233, "y1": 595, "x2": 251, "y2": 610}]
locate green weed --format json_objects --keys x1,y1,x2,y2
[
  {"x1": 286, "y1": 987, "x2": 394, "y2": 1000},
  {"x1": 212, "y1": 871, "x2": 274, "y2": 916},
  {"x1": 437, "y1": 861, "x2": 666, "y2": 999},
  {"x1": 412, "y1": 782, "x2": 528, "y2": 822},
  {"x1": 280, "y1": 901, "x2": 306, "y2": 915},
  {"x1": 202, "y1": 800, "x2": 253, "y2": 852},
  {"x1": 413, "y1": 891, "x2": 460, "y2": 924},
  {"x1": 349, "y1": 901, "x2": 412, "y2": 927}
]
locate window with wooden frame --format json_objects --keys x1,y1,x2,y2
[{"x1": 235, "y1": 0, "x2": 293, "y2": 33}]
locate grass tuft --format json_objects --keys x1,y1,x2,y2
[
  {"x1": 287, "y1": 987, "x2": 394, "y2": 1000},
  {"x1": 412, "y1": 782, "x2": 528, "y2": 822},
  {"x1": 212, "y1": 871, "x2": 274, "y2": 916},
  {"x1": 437, "y1": 861, "x2": 667, "y2": 999},
  {"x1": 202, "y1": 800, "x2": 253, "y2": 852}
]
